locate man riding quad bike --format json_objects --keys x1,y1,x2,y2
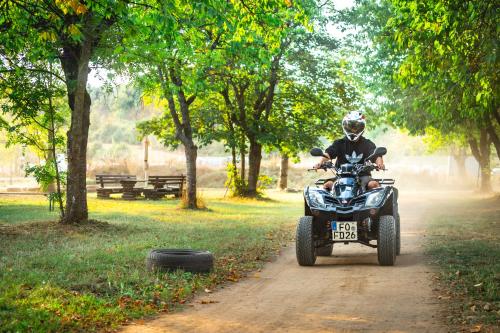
[{"x1": 296, "y1": 111, "x2": 400, "y2": 266}]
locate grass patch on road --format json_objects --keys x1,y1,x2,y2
[
  {"x1": 0, "y1": 191, "x2": 302, "y2": 332},
  {"x1": 426, "y1": 194, "x2": 500, "y2": 331}
]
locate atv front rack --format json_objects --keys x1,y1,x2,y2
[
  {"x1": 315, "y1": 178, "x2": 395, "y2": 186},
  {"x1": 315, "y1": 178, "x2": 335, "y2": 186}
]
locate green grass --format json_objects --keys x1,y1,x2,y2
[
  {"x1": 0, "y1": 190, "x2": 302, "y2": 332},
  {"x1": 426, "y1": 194, "x2": 500, "y2": 330}
]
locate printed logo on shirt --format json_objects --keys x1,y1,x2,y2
[{"x1": 345, "y1": 151, "x2": 363, "y2": 163}]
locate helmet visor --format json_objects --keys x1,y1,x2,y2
[{"x1": 343, "y1": 119, "x2": 365, "y2": 134}]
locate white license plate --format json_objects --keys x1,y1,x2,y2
[{"x1": 331, "y1": 221, "x2": 358, "y2": 240}]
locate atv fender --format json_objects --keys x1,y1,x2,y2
[
  {"x1": 378, "y1": 187, "x2": 397, "y2": 216},
  {"x1": 304, "y1": 199, "x2": 312, "y2": 216}
]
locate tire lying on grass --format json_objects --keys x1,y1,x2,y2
[{"x1": 146, "y1": 249, "x2": 214, "y2": 273}]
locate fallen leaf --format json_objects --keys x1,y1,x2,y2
[
  {"x1": 200, "y1": 300, "x2": 219, "y2": 304},
  {"x1": 470, "y1": 305, "x2": 477, "y2": 312},
  {"x1": 470, "y1": 325, "x2": 482, "y2": 333},
  {"x1": 483, "y1": 303, "x2": 491, "y2": 311},
  {"x1": 204, "y1": 288, "x2": 212, "y2": 293}
]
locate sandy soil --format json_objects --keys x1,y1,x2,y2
[{"x1": 121, "y1": 192, "x2": 447, "y2": 333}]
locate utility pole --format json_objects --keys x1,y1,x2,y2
[{"x1": 144, "y1": 136, "x2": 149, "y2": 186}]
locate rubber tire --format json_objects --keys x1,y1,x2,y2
[
  {"x1": 377, "y1": 215, "x2": 396, "y2": 266},
  {"x1": 316, "y1": 244, "x2": 333, "y2": 256},
  {"x1": 146, "y1": 249, "x2": 213, "y2": 273},
  {"x1": 396, "y1": 213, "x2": 401, "y2": 256},
  {"x1": 296, "y1": 216, "x2": 316, "y2": 266}
]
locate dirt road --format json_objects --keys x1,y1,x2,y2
[{"x1": 121, "y1": 192, "x2": 446, "y2": 333}]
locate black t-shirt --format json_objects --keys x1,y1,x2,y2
[{"x1": 325, "y1": 136, "x2": 377, "y2": 171}]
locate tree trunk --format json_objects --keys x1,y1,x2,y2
[
  {"x1": 278, "y1": 153, "x2": 289, "y2": 190},
  {"x1": 59, "y1": 42, "x2": 92, "y2": 224},
  {"x1": 246, "y1": 139, "x2": 262, "y2": 196},
  {"x1": 468, "y1": 131, "x2": 492, "y2": 193},
  {"x1": 158, "y1": 64, "x2": 199, "y2": 208},
  {"x1": 231, "y1": 145, "x2": 237, "y2": 167},
  {"x1": 240, "y1": 150, "x2": 246, "y2": 181},
  {"x1": 184, "y1": 143, "x2": 198, "y2": 208},
  {"x1": 48, "y1": 91, "x2": 65, "y2": 219},
  {"x1": 451, "y1": 147, "x2": 466, "y2": 178},
  {"x1": 239, "y1": 135, "x2": 246, "y2": 180},
  {"x1": 486, "y1": 123, "x2": 500, "y2": 159},
  {"x1": 478, "y1": 131, "x2": 491, "y2": 192}
]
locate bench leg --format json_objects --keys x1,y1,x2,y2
[
  {"x1": 97, "y1": 192, "x2": 111, "y2": 199},
  {"x1": 122, "y1": 192, "x2": 136, "y2": 200}
]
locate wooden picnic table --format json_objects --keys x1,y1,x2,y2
[
  {"x1": 96, "y1": 174, "x2": 136, "y2": 199},
  {"x1": 119, "y1": 179, "x2": 143, "y2": 200},
  {"x1": 143, "y1": 175, "x2": 185, "y2": 200}
]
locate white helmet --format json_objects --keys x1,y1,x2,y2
[{"x1": 342, "y1": 111, "x2": 366, "y2": 142}]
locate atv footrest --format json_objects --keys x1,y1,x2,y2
[{"x1": 373, "y1": 178, "x2": 395, "y2": 185}]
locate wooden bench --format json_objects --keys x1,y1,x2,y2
[
  {"x1": 96, "y1": 174, "x2": 137, "y2": 199},
  {"x1": 143, "y1": 175, "x2": 185, "y2": 200}
]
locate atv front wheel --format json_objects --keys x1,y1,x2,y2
[
  {"x1": 316, "y1": 244, "x2": 333, "y2": 256},
  {"x1": 396, "y1": 213, "x2": 401, "y2": 256},
  {"x1": 296, "y1": 216, "x2": 316, "y2": 266},
  {"x1": 377, "y1": 215, "x2": 396, "y2": 266}
]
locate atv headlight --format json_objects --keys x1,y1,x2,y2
[
  {"x1": 308, "y1": 190, "x2": 326, "y2": 209},
  {"x1": 365, "y1": 190, "x2": 384, "y2": 207}
]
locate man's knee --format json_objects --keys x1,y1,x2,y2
[
  {"x1": 367, "y1": 180, "x2": 380, "y2": 190},
  {"x1": 323, "y1": 180, "x2": 334, "y2": 190}
]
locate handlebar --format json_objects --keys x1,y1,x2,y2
[
  {"x1": 308, "y1": 161, "x2": 334, "y2": 171},
  {"x1": 310, "y1": 161, "x2": 386, "y2": 173}
]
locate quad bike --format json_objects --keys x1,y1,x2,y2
[{"x1": 296, "y1": 146, "x2": 400, "y2": 266}]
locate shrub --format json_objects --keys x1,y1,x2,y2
[{"x1": 224, "y1": 163, "x2": 247, "y2": 197}]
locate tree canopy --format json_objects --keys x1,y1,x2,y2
[{"x1": 344, "y1": 0, "x2": 499, "y2": 191}]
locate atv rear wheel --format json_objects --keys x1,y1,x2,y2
[
  {"x1": 396, "y1": 213, "x2": 401, "y2": 256},
  {"x1": 296, "y1": 216, "x2": 316, "y2": 266},
  {"x1": 377, "y1": 215, "x2": 396, "y2": 266},
  {"x1": 316, "y1": 244, "x2": 333, "y2": 256}
]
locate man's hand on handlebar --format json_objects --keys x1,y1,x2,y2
[
  {"x1": 313, "y1": 162, "x2": 323, "y2": 170},
  {"x1": 313, "y1": 156, "x2": 331, "y2": 170},
  {"x1": 375, "y1": 156, "x2": 385, "y2": 170}
]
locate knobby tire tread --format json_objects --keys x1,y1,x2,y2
[
  {"x1": 396, "y1": 213, "x2": 401, "y2": 255},
  {"x1": 377, "y1": 215, "x2": 396, "y2": 266},
  {"x1": 296, "y1": 216, "x2": 316, "y2": 266}
]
